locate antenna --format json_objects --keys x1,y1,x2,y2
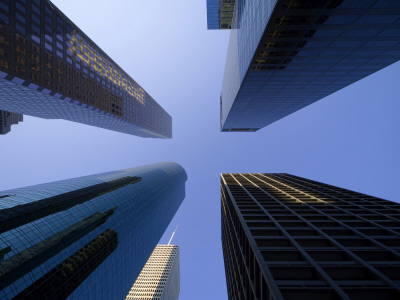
[{"x1": 168, "y1": 225, "x2": 179, "y2": 245}]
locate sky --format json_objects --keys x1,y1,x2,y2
[{"x1": 1, "y1": 0, "x2": 400, "y2": 299}]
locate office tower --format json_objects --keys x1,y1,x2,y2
[
  {"x1": 125, "y1": 245, "x2": 180, "y2": 300},
  {"x1": 0, "y1": 0, "x2": 171, "y2": 138},
  {"x1": 0, "y1": 162, "x2": 187, "y2": 300},
  {"x1": 221, "y1": 173, "x2": 400, "y2": 300},
  {"x1": 207, "y1": 0, "x2": 400, "y2": 132},
  {"x1": 0, "y1": 110, "x2": 23, "y2": 134}
]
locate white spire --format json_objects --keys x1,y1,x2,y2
[{"x1": 168, "y1": 225, "x2": 179, "y2": 245}]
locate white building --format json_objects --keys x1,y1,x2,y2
[{"x1": 125, "y1": 245, "x2": 180, "y2": 300}]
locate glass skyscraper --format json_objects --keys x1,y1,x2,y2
[
  {"x1": 0, "y1": 0, "x2": 171, "y2": 138},
  {"x1": 221, "y1": 173, "x2": 400, "y2": 299},
  {"x1": 0, "y1": 162, "x2": 187, "y2": 299},
  {"x1": 208, "y1": 0, "x2": 400, "y2": 132}
]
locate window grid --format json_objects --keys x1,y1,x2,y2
[{"x1": 221, "y1": 173, "x2": 400, "y2": 300}]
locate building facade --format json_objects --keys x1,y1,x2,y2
[
  {"x1": 0, "y1": 110, "x2": 23, "y2": 134},
  {"x1": 207, "y1": 0, "x2": 400, "y2": 132},
  {"x1": 221, "y1": 173, "x2": 400, "y2": 299},
  {"x1": 125, "y1": 245, "x2": 180, "y2": 300},
  {"x1": 206, "y1": 0, "x2": 235, "y2": 29},
  {"x1": 0, "y1": 0, "x2": 171, "y2": 138},
  {"x1": 0, "y1": 162, "x2": 187, "y2": 299}
]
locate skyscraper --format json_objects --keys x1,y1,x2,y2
[
  {"x1": 0, "y1": 162, "x2": 187, "y2": 300},
  {"x1": 221, "y1": 173, "x2": 400, "y2": 299},
  {"x1": 207, "y1": 0, "x2": 400, "y2": 132},
  {"x1": 125, "y1": 244, "x2": 180, "y2": 300},
  {"x1": 0, "y1": 0, "x2": 171, "y2": 138},
  {"x1": 0, "y1": 110, "x2": 23, "y2": 134}
]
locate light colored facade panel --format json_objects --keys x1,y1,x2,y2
[{"x1": 126, "y1": 245, "x2": 180, "y2": 300}]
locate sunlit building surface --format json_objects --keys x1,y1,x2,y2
[
  {"x1": 125, "y1": 245, "x2": 180, "y2": 300},
  {"x1": 0, "y1": 162, "x2": 187, "y2": 299},
  {"x1": 0, "y1": 110, "x2": 22, "y2": 134},
  {"x1": 0, "y1": 0, "x2": 171, "y2": 138},
  {"x1": 221, "y1": 173, "x2": 400, "y2": 299},
  {"x1": 207, "y1": 0, "x2": 400, "y2": 132}
]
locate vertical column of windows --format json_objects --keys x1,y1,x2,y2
[
  {"x1": 43, "y1": 50, "x2": 51, "y2": 88},
  {"x1": 73, "y1": 33, "x2": 82, "y2": 101},
  {"x1": 0, "y1": 19, "x2": 9, "y2": 72},
  {"x1": 29, "y1": 0, "x2": 41, "y2": 85},
  {"x1": 65, "y1": 63, "x2": 73, "y2": 97},
  {"x1": 14, "y1": 0, "x2": 26, "y2": 35},
  {"x1": 14, "y1": 33, "x2": 26, "y2": 77},
  {"x1": 41, "y1": 1, "x2": 50, "y2": 90},
  {"x1": 30, "y1": 41, "x2": 40, "y2": 83},
  {"x1": 53, "y1": 13, "x2": 64, "y2": 95}
]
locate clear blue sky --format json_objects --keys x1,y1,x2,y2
[{"x1": 1, "y1": 1, "x2": 400, "y2": 299}]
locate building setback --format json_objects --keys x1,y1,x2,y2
[
  {"x1": 0, "y1": 110, "x2": 22, "y2": 134},
  {"x1": 125, "y1": 245, "x2": 180, "y2": 300},
  {"x1": 221, "y1": 173, "x2": 400, "y2": 300},
  {"x1": 0, "y1": 0, "x2": 171, "y2": 138},
  {"x1": 0, "y1": 162, "x2": 187, "y2": 300},
  {"x1": 207, "y1": 0, "x2": 400, "y2": 132}
]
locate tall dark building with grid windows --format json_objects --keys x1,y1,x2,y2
[
  {"x1": 221, "y1": 173, "x2": 400, "y2": 300},
  {"x1": 0, "y1": 0, "x2": 171, "y2": 138},
  {"x1": 207, "y1": 0, "x2": 400, "y2": 132},
  {"x1": 0, "y1": 162, "x2": 187, "y2": 299}
]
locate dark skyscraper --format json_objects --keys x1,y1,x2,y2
[
  {"x1": 207, "y1": 0, "x2": 400, "y2": 132},
  {"x1": 221, "y1": 173, "x2": 400, "y2": 299},
  {"x1": 0, "y1": 110, "x2": 22, "y2": 134},
  {"x1": 0, "y1": 162, "x2": 187, "y2": 300},
  {"x1": 0, "y1": 0, "x2": 171, "y2": 138}
]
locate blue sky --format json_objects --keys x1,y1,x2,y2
[{"x1": 1, "y1": 1, "x2": 400, "y2": 299}]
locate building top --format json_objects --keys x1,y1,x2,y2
[{"x1": 125, "y1": 244, "x2": 180, "y2": 300}]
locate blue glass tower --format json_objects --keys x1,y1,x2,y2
[
  {"x1": 0, "y1": 0, "x2": 171, "y2": 138},
  {"x1": 208, "y1": 0, "x2": 400, "y2": 132},
  {"x1": 0, "y1": 162, "x2": 187, "y2": 299}
]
